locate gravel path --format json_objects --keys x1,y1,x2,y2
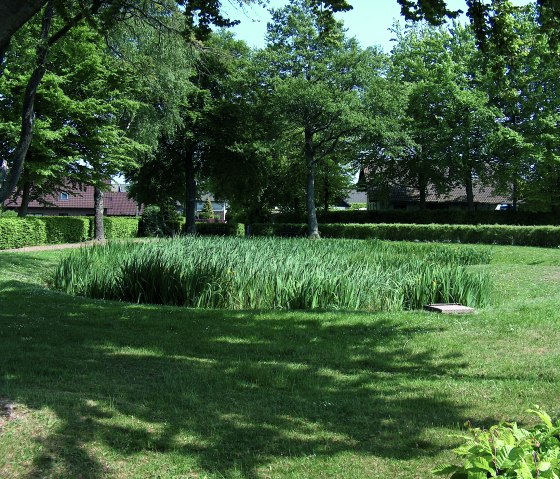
[{"x1": 0, "y1": 241, "x2": 104, "y2": 253}]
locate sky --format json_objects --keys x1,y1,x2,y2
[{"x1": 222, "y1": 0, "x2": 532, "y2": 51}]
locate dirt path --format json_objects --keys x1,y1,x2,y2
[{"x1": 0, "y1": 241, "x2": 104, "y2": 253}]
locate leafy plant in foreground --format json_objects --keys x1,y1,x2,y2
[{"x1": 433, "y1": 408, "x2": 560, "y2": 478}]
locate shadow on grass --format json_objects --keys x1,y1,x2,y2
[{"x1": 1, "y1": 272, "x2": 468, "y2": 479}]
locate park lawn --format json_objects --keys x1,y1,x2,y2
[{"x1": 0, "y1": 243, "x2": 559, "y2": 479}]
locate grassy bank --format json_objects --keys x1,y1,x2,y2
[{"x1": 0, "y1": 243, "x2": 559, "y2": 478}]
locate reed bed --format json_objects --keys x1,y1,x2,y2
[{"x1": 51, "y1": 237, "x2": 492, "y2": 311}]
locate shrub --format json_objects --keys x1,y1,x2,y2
[
  {"x1": 139, "y1": 205, "x2": 164, "y2": 237},
  {"x1": 52, "y1": 237, "x2": 491, "y2": 311},
  {"x1": 0, "y1": 218, "x2": 47, "y2": 249},
  {"x1": 39, "y1": 217, "x2": 90, "y2": 244},
  {"x1": 275, "y1": 210, "x2": 560, "y2": 226},
  {"x1": 0, "y1": 209, "x2": 17, "y2": 218},
  {"x1": 199, "y1": 198, "x2": 215, "y2": 220},
  {"x1": 433, "y1": 407, "x2": 560, "y2": 478},
  {"x1": 250, "y1": 223, "x2": 560, "y2": 247},
  {"x1": 103, "y1": 217, "x2": 139, "y2": 239},
  {"x1": 192, "y1": 222, "x2": 245, "y2": 236}
]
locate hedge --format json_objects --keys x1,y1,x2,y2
[
  {"x1": 0, "y1": 218, "x2": 47, "y2": 249},
  {"x1": 181, "y1": 222, "x2": 245, "y2": 236},
  {"x1": 250, "y1": 223, "x2": 560, "y2": 247},
  {"x1": 0, "y1": 216, "x2": 141, "y2": 250},
  {"x1": 103, "y1": 217, "x2": 139, "y2": 239},
  {"x1": 196, "y1": 222, "x2": 245, "y2": 236},
  {"x1": 275, "y1": 209, "x2": 560, "y2": 226},
  {"x1": 41, "y1": 217, "x2": 90, "y2": 244}
]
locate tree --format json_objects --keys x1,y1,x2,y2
[
  {"x1": 200, "y1": 198, "x2": 215, "y2": 219},
  {"x1": 258, "y1": 0, "x2": 375, "y2": 238}
]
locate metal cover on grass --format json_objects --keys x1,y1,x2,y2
[{"x1": 424, "y1": 303, "x2": 475, "y2": 314}]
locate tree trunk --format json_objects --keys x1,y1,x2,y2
[
  {"x1": 305, "y1": 127, "x2": 320, "y2": 239},
  {"x1": 94, "y1": 186, "x2": 104, "y2": 241},
  {"x1": 512, "y1": 178, "x2": 518, "y2": 212},
  {"x1": 465, "y1": 172, "x2": 475, "y2": 212},
  {"x1": 323, "y1": 175, "x2": 329, "y2": 213},
  {"x1": 18, "y1": 181, "x2": 32, "y2": 217},
  {"x1": 0, "y1": 39, "x2": 10, "y2": 77},
  {"x1": 0, "y1": 2, "x2": 53, "y2": 204},
  {"x1": 0, "y1": 0, "x2": 46, "y2": 64},
  {"x1": 184, "y1": 150, "x2": 197, "y2": 235},
  {"x1": 418, "y1": 170, "x2": 427, "y2": 210}
]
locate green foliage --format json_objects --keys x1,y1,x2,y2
[
  {"x1": 190, "y1": 222, "x2": 245, "y2": 236},
  {"x1": 251, "y1": 223, "x2": 560, "y2": 247},
  {"x1": 138, "y1": 206, "x2": 164, "y2": 237},
  {"x1": 199, "y1": 198, "x2": 215, "y2": 220},
  {"x1": 0, "y1": 216, "x2": 91, "y2": 249},
  {"x1": 102, "y1": 217, "x2": 139, "y2": 239},
  {"x1": 52, "y1": 237, "x2": 491, "y2": 311},
  {"x1": 0, "y1": 218, "x2": 47, "y2": 249},
  {"x1": 277, "y1": 209, "x2": 560, "y2": 226},
  {"x1": 40, "y1": 217, "x2": 90, "y2": 244},
  {"x1": 433, "y1": 407, "x2": 560, "y2": 478},
  {"x1": 0, "y1": 210, "x2": 18, "y2": 218}
]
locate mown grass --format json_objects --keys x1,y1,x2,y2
[
  {"x1": 51, "y1": 237, "x2": 492, "y2": 311},
  {"x1": 0, "y1": 243, "x2": 559, "y2": 479}
]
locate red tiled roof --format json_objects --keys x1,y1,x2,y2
[{"x1": 4, "y1": 184, "x2": 141, "y2": 216}]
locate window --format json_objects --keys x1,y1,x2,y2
[{"x1": 60, "y1": 192, "x2": 69, "y2": 200}]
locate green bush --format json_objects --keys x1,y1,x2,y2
[
  {"x1": 103, "y1": 217, "x2": 139, "y2": 239},
  {"x1": 182, "y1": 222, "x2": 245, "y2": 236},
  {"x1": 40, "y1": 217, "x2": 90, "y2": 244},
  {"x1": 138, "y1": 205, "x2": 164, "y2": 237},
  {"x1": 0, "y1": 209, "x2": 17, "y2": 218},
  {"x1": 0, "y1": 218, "x2": 47, "y2": 249},
  {"x1": 251, "y1": 223, "x2": 560, "y2": 247},
  {"x1": 433, "y1": 407, "x2": 560, "y2": 478}
]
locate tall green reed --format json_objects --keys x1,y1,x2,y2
[{"x1": 52, "y1": 237, "x2": 492, "y2": 311}]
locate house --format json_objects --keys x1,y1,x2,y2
[
  {"x1": 366, "y1": 183, "x2": 511, "y2": 211},
  {"x1": 194, "y1": 194, "x2": 227, "y2": 222},
  {"x1": 333, "y1": 190, "x2": 368, "y2": 209},
  {"x1": 3, "y1": 183, "x2": 142, "y2": 216}
]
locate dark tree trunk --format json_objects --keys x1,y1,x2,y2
[
  {"x1": 184, "y1": 150, "x2": 197, "y2": 235},
  {"x1": 465, "y1": 172, "x2": 475, "y2": 212},
  {"x1": 94, "y1": 186, "x2": 104, "y2": 241},
  {"x1": 418, "y1": 170, "x2": 427, "y2": 210},
  {"x1": 18, "y1": 181, "x2": 32, "y2": 217},
  {"x1": 512, "y1": 179, "x2": 518, "y2": 211},
  {"x1": 0, "y1": 38, "x2": 10, "y2": 77},
  {"x1": 0, "y1": 0, "x2": 46, "y2": 63},
  {"x1": 323, "y1": 175, "x2": 329, "y2": 213},
  {"x1": 0, "y1": 2, "x2": 53, "y2": 204},
  {"x1": 305, "y1": 127, "x2": 320, "y2": 239}
]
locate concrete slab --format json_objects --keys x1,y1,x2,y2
[{"x1": 424, "y1": 303, "x2": 475, "y2": 314}]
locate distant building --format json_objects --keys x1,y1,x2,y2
[
  {"x1": 366, "y1": 183, "x2": 511, "y2": 211},
  {"x1": 194, "y1": 194, "x2": 227, "y2": 222},
  {"x1": 3, "y1": 183, "x2": 141, "y2": 216}
]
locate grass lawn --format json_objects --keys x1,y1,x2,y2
[{"x1": 0, "y1": 243, "x2": 559, "y2": 478}]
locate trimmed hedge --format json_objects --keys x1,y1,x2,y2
[
  {"x1": 251, "y1": 223, "x2": 560, "y2": 247},
  {"x1": 103, "y1": 217, "x2": 139, "y2": 239},
  {"x1": 275, "y1": 209, "x2": 560, "y2": 226},
  {"x1": 0, "y1": 218, "x2": 47, "y2": 249},
  {"x1": 181, "y1": 222, "x2": 245, "y2": 236},
  {"x1": 41, "y1": 217, "x2": 90, "y2": 244},
  {"x1": 0, "y1": 216, "x2": 141, "y2": 250}
]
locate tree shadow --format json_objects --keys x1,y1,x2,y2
[{"x1": 0, "y1": 276, "x2": 471, "y2": 479}]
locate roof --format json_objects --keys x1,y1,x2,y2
[
  {"x1": 4, "y1": 184, "x2": 141, "y2": 216},
  {"x1": 369, "y1": 183, "x2": 511, "y2": 205},
  {"x1": 346, "y1": 190, "x2": 368, "y2": 204}
]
